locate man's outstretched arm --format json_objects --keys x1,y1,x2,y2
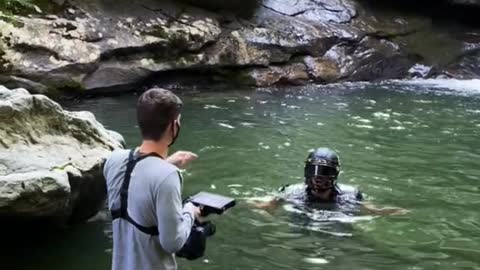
[{"x1": 360, "y1": 201, "x2": 410, "y2": 216}]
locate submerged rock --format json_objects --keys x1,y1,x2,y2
[{"x1": 0, "y1": 85, "x2": 124, "y2": 223}]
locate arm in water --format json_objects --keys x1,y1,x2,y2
[
  {"x1": 248, "y1": 196, "x2": 284, "y2": 212},
  {"x1": 360, "y1": 201, "x2": 410, "y2": 216}
]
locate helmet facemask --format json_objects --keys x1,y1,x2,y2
[{"x1": 304, "y1": 160, "x2": 339, "y2": 193}]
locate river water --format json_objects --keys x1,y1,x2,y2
[{"x1": 3, "y1": 80, "x2": 480, "y2": 270}]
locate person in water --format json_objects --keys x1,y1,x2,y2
[{"x1": 255, "y1": 147, "x2": 408, "y2": 215}]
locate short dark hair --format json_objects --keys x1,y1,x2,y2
[{"x1": 136, "y1": 88, "x2": 182, "y2": 141}]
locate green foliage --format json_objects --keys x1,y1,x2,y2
[{"x1": 0, "y1": 0, "x2": 36, "y2": 15}]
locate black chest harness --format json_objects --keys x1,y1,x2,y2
[
  {"x1": 109, "y1": 149, "x2": 210, "y2": 260},
  {"x1": 110, "y1": 149, "x2": 167, "y2": 236}
]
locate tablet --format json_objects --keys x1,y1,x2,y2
[{"x1": 189, "y1": 191, "x2": 236, "y2": 216}]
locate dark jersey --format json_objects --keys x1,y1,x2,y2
[
  {"x1": 276, "y1": 183, "x2": 366, "y2": 235},
  {"x1": 277, "y1": 183, "x2": 363, "y2": 213}
]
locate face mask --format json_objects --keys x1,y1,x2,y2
[
  {"x1": 307, "y1": 176, "x2": 335, "y2": 192},
  {"x1": 168, "y1": 120, "x2": 181, "y2": 147}
]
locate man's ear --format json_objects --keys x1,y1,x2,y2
[
  {"x1": 166, "y1": 120, "x2": 174, "y2": 130},
  {"x1": 163, "y1": 121, "x2": 174, "y2": 138}
]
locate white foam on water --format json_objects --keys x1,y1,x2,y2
[
  {"x1": 198, "y1": 145, "x2": 224, "y2": 152},
  {"x1": 258, "y1": 142, "x2": 270, "y2": 150},
  {"x1": 239, "y1": 122, "x2": 255, "y2": 127},
  {"x1": 393, "y1": 79, "x2": 480, "y2": 96},
  {"x1": 352, "y1": 116, "x2": 372, "y2": 124},
  {"x1": 358, "y1": 119, "x2": 372, "y2": 124},
  {"x1": 467, "y1": 109, "x2": 480, "y2": 114},
  {"x1": 303, "y1": 258, "x2": 329, "y2": 265},
  {"x1": 393, "y1": 119, "x2": 402, "y2": 125},
  {"x1": 218, "y1": 123, "x2": 235, "y2": 129},
  {"x1": 353, "y1": 124, "x2": 374, "y2": 129},
  {"x1": 204, "y1": 104, "x2": 226, "y2": 109},
  {"x1": 408, "y1": 64, "x2": 432, "y2": 77},
  {"x1": 413, "y1": 99, "x2": 433, "y2": 104},
  {"x1": 334, "y1": 102, "x2": 348, "y2": 107},
  {"x1": 373, "y1": 112, "x2": 391, "y2": 119}
]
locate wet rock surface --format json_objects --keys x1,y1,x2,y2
[
  {"x1": 0, "y1": 0, "x2": 478, "y2": 94},
  {"x1": 0, "y1": 85, "x2": 124, "y2": 223}
]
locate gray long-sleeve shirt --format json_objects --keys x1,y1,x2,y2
[{"x1": 104, "y1": 149, "x2": 196, "y2": 270}]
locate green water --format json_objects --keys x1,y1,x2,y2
[{"x1": 3, "y1": 81, "x2": 480, "y2": 270}]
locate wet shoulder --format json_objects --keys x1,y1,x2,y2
[
  {"x1": 278, "y1": 183, "x2": 308, "y2": 203},
  {"x1": 336, "y1": 183, "x2": 363, "y2": 202}
]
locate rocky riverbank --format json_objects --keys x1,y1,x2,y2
[{"x1": 0, "y1": 0, "x2": 479, "y2": 96}]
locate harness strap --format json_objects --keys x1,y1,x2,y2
[{"x1": 111, "y1": 149, "x2": 163, "y2": 236}]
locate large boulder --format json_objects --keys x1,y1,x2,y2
[{"x1": 0, "y1": 85, "x2": 124, "y2": 223}]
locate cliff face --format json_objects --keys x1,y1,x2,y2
[{"x1": 0, "y1": 0, "x2": 478, "y2": 95}]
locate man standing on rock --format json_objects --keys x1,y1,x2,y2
[{"x1": 103, "y1": 88, "x2": 201, "y2": 270}]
